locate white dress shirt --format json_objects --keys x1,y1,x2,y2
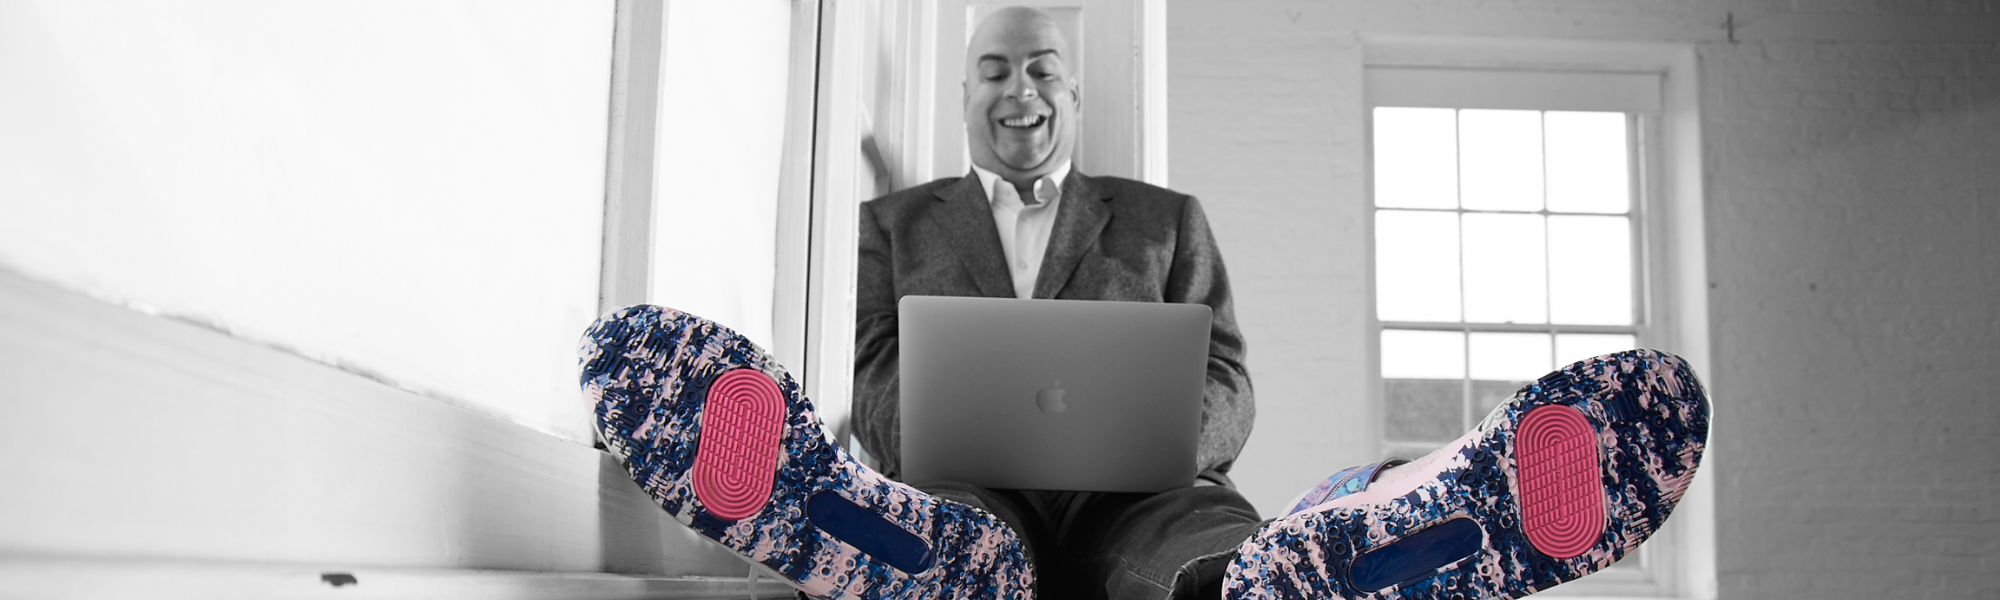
[{"x1": 970, "y1": 160, "x2": 1071, "y2": 299}]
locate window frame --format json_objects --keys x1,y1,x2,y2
[
  {"x1": 1360, "y1": 35, "x2": 1716, "y2": 600},
  {"x1": 610, "y1": 0, "x2": 826, "y2": 421},
  {"x1": 1372, "y1": 109, "x2": 1653, "y2": 450}
]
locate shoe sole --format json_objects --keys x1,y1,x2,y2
[
  {"x1": 1226, "y1": 349, "x2": 1710, "y2": 600},
  {"x1": 581, "y1": 305, "x2": 1033, "y2": 600}
]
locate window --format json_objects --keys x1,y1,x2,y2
[
  {"x1": 648, "y1": 0, "x2": 799, "y2": 350},
  {"x1": 1373, "y1": 106, "x2": 1643, "y2": 453},
  {"x1": 0, "y1": 1, "x2": 819, "y2": 589},
  {"x1": 0, "y1": 1, "x2": 617, "y2": 442},
  {"x1": 1374, "y1": 104, "x2": 1656, "y2": 588},
  {"x1": 1364, "y1": 44, "x2": 1711, "y2": 597}
]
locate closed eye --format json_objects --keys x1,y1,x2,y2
[
  {"x1": 978, "y1": 59, "x2": 1008, "y2": 81},
  {"x1": 1026, "y1": 55, "x2": 1065, "y2": 81}
]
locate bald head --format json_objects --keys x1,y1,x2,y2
[
  {"x1": 963, "y1": 6, "x2": 1079, "y2": 186},
  {"x1": 967, "y1": 7, "x2": 1067, "y2": 66}
]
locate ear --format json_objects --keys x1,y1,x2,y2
[{"x1": 962, "y1": 79, "x2": 971, "y2": 110}]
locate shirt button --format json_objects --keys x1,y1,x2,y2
[{"x1": 1016, "y1": 261, "x2": 1028, "y2": 269}]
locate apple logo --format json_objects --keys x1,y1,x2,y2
[{"x1": 1035, "y1": 382, "x2": 1068, "y2": 414}]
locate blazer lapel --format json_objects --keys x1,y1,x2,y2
[
  {"x1": 932, "y1": 173, "x2": 1014, "y2": 298},
  {"x1": 1033, "y1": 172, "x2": 1111, "y2": 299}
]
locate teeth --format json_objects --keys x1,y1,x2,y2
[{"x1": 1001, "y1": 115, "x2": 1046, "y2": 128}]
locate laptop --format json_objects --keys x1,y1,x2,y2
[{"x1": 897, "y1": 295, "x2": 1210, "y2": 493}]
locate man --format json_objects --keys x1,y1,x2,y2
[
  {"x1": 850, "y1": 6, "x2": 1261, "y2": 599},
  {"x1": 577, "y1": 7, "x2": 1711, "y2": 600}
]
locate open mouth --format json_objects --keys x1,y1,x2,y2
[{"x1": 998, "y1": 114, "x2": 1049, "y2": 129}]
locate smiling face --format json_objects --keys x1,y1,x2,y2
[{"x1": 963, "y1": 8, "x2": 1079, "y2": 185}]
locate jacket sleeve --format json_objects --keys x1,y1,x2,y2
[
  {"x1": 1165, "y1": 196, "x2": 1255, "y2": 476},
  {"x1": 851, "y1": 199, "x2": 905, "y2": 478}
]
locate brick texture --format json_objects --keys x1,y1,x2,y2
[
  {"x1": 1703, "y1": 39, "x2": 2000, "y2": 599},
  {"x1": 1169, "y1": 8, "x2": 1379, "y2": 519}
]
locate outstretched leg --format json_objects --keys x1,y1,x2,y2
[
  {"x1": 1227, "y1": 349, "x2": 1710, "y2": 600},
  {"x1": 581, "y1": 305, "x2": 1035, "y2": 600}
]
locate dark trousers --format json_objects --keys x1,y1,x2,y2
[{"x1": 914, "y1": 480, "x2": 1268, "y2": 600}]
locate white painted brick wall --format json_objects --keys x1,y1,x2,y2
[
  {"x1": 1702, "y1": 39, "x2": 2000, "y2": 599},
  {"x1": 1170, "y1": 0, "x2": 1999, "y2": 597},
  {"x1": 1169, "y1": 4, "x2": 1378, "y2": 521}
]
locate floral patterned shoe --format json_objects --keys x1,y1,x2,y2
[
  {"x1": 580, "y1": 305, "x2": 1033, "y2": 600},
  {"x1": 1225, "y1": 349, "x2": 1710, "y2": 600}
]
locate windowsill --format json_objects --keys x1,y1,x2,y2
[
  {"x1": 0, "y1": 558, "x2": 797, "y2": 600},
  {"x1": 0, "y1": 269, "x2": 763, "y2": 590}
]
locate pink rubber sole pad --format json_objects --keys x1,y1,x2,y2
[
  {"x1": 1516, "y1": 404, "x2": 1605, "y2": 559},
  {"x1": 691, "y1": 368, "x2": 785, "y2": 521}
]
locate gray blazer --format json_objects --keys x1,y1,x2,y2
[{"x1": 853, "y1": 171, "x2": 1254, "y2": 481}]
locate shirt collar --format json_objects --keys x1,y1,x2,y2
[{"x1": 971, "y1": 160, "x2": 1072, "y2": 207}]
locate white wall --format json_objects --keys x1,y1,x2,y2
[
  {"x1": 1170, "y1": 0, "x2": 2000, "y2": 597},
  {"x1": 0, "y1": 1, "x2": 614, "y2": 442},
  {"x1": 1167, "y1": 6, "x2": 1377, "y2": 518},
  {"x1": 1703, "y1": 39, "x2": 2000, "y2": 598}
]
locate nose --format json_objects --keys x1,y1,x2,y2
[{"x1": 1006, "y1": 77, "x2": 1037, "y2": 102}]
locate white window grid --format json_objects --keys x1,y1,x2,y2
[
  {"x1": 1378, "y1": 110, "x2": 1651, "y2": 450},
  {"x1": 1368, "y1": 106, "x2": 1677, "y2": 594}
]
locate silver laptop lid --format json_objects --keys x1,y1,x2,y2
[{"x1": 898, "y1": 296, "x2": 1209, "y2": 492}]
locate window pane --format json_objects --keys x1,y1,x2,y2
[
  {"x1": 1548, "y1": 215, "x2": 1634, "y2": 325},
  {"x1": 1469, "y1": 332, "x2": 1552, "y2": 381},
  {"x1": 1545, "y1": 111, "x2": 1630, "y2": 214},
  {"x1": 1373, "y1": 107, "x2": 1458, "y2": 209},
  {"x1": 1376, "y1": 210, "x2": 1461, "y2": 322},
  {"x1": 0, "y1": 2, "x2": 614, "y2": 442},
  {"x1": 1385, "y1": 379, "x2": 1463, "y2": 443},
  {"x1": 1461, "y1": 213, "x2": 1547, "y2": 324},
  {"x1": 1458, "y1": 109, "x2": 1543, "y2": 212},
  {"x1": 1381, "y1": 329, "x2": 1465, "y2": 379},
  {"x1": 1556, "y1": 333, "x2": 1638, "y2": 368}
]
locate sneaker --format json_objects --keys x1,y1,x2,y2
[
  {"x1": 1279, "y1": 459, "x2": 1408, "y2": 517},
  {"x1": 1226, "y1": 349, "x2": 1710, "y2": 599},
  {"x1": 581, "y1": 305, "x2": 1033, "y2": 600}
]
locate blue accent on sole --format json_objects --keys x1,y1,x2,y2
[
  {"x1": 1349, "y1": 517, "x2": 1484, "y2": 593},
  {"x1": 807, "y1": 490, "x2": 937, "y2": 574}
]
